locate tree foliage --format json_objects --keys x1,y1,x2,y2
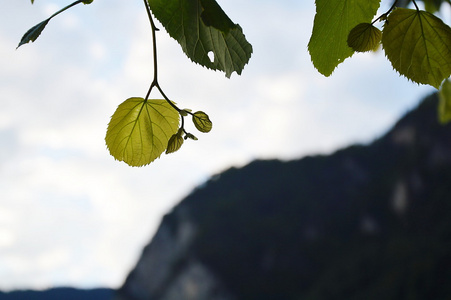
[
  {"x1": 309, "y1": 0, "x2": 451, "y2": 89},
  {"x1": 308, "y1": 0, "x2": 381, "y2": 76},
  {"x1": 17, "y1": 0, "x2": 451, "y2": 166}
]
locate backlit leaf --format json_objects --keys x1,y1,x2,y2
[
  {"x1": 382, "y1": 8, "x2": 451, "y2": 88},
  {"x1": 439, "y1": 79, "x2": 451, "y2": 124},
  {"x1": 347, "y1": 23, "x2": 381, "y2": 52},
  {"x1": 147, "y1": 0, "x2": 252, "y2": 77},
  {"x1": 308, "y1": 0, "x2": 381, "y2": 76},
  {"x1": 192, "y1": 111, "x2": 212, "y2": 133},
  {"x1": 166, "y1": 129, "x2": 184, "y2": 154},
  {"x1": 105, "y1": 98, "x2": 179, "y2": 167}
]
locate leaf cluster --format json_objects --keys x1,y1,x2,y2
[
  {"x1": 21, "y1": 0, "x2": 252, "y2": 78},
  {"x1": 17, "y1": 0, "x2": 451, "y2": 167},
  {"x1": 18, "y1": 0, "x2": 244, "y2": 167},
  {"x1": 105, "y1": 98, "x2": 212, "y2": 166},
  {"x1": 309, "y1": 0, "x2": 451, "y2": 89}
]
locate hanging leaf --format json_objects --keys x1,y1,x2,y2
[
  {"x1": 439, "y1": 79, "x2": 451, "y2": 124},
  {"x1": 18, "y1": 0, "x2": 92, "y2": 48},
  {"x1": 192, "y1": 111, "x2": 213, "y2": 133},
  {"x1": 382, "y1": 8, "x2": 451, "y2": 88},
  {"x1": 105, "y1": 98, "x2": 179, "y2": 167},
  {"x1": 347, "y1": 23, "x2": 381, "y2": 52},
  {"x1": 17, "y1": 19, "x2": 50, "y2": 48},
  {"x1": 199, "y1": 0, "x2": 235, "y2": 33},
  {"x1": 308, "y1": 0, "x2": 381, "y2": 76},
  {"x1": 166, "y1": 129, "x2": 184, "y2": 154},
  {"x1": 147, "y1": 0, "x2": 252, "y2": 78}
]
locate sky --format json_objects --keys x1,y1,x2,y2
[{"x1": 0, "y1": 0, "x2": 435, "y2": 291}]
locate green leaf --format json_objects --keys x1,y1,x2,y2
[
  {"x1": 166, "y1": 129, "x2": 184, "y2": 154},
  {"x1": 105, "y1": 97, "x2": 179, "y2": 167},
  {"x1": 424, "y1": 0, "x2": 443, "y2": 13},
  {"x1": 382, "y1": 8, "x2": 451, "y2": 88},
  {"x1": 17, "y1": 19, "x2": 50, "y2": 48},
  {"x1": 192, "y1": 111, "x2": 212, "y2": 133},
  {"x1": 347, "y1": 23, "x2": 381, "y2": 52},
  {"x1": 199, "y1": 0, "x2": 235, "y2": 33},
  {"x1": 18, "y1": 0, "x2": 90, "y2": 49},
  {"x1": 147, "y1": 0, "x2": 252, "y2": 78},
  {"x1": 439, "y1": 79, "x2": 451, "y2": 124},
  {"x1": 308, "y1": 0, "x2": 381, "y2": 76}
]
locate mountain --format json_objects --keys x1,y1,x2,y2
[
  {"x1": 0, "y1": 287, "x2": 114, "y2": 300},
  {"x1": 115, "y1": 93, "x2": 451, "y2": 300}
]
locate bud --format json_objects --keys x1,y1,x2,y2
[
  {"x1": 192, "y1": 111, "x2": 212, "y2": 133},
  {"x1": 184, "y1": 132, "x2": 198, "y2": 140},
  {"x1": 180, "y1": 109, "x2": 192, "y2": 117},
  {"x1": 166, "y1": 129, "x2": 184, "y2": 154}
]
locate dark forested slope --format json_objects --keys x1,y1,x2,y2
[
  {"x1": 0, "y1": 288, "x2": 113, "y2": 300},
  {"x1": 117, "y1": 93, "x2": 451, "y2": 300}
]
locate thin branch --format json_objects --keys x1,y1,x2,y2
[
  {"x1": 143, "y1": 0, "x2": 159, "y2": 100},
  {"x1": 372, "y1": 0, "x2": 400, "y2": 24},
  {"x1": 142, "y1": 0, "x2": 182, "y2": 121},
  {"x1": 49, "y1": 0, "x2": 85, "y2": 19}
]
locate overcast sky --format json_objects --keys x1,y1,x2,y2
[{"x1": 0, "y1": 0, "x2": 434, "y2": 291}]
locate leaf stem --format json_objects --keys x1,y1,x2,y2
[
  {"x1": 143, "y1": 0, "x2": 159, "y2": 87},
  {"x1": 142, "y1": 0, "x2": 181, "y2": 116},
  {"x1": 49, "y1": 0, "x2": 85, "y2": 20},
  {"x1": 372, "y1": 0, "x2": 400, "y2": 24}
]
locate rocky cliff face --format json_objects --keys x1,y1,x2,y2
[
  {"x1": 115, "y1": 94, "x2": 451, "y2": 300},
  {"x1": 115, "y1": 208, "x2": 233, "y2": 300}
]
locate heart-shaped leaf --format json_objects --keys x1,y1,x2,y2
[
  {"x1": 105, "y1": 98, "x2": 179, "y2": 167},
  {"x1": 382, "y1": 8, "x2": 451, "y2": 88}
]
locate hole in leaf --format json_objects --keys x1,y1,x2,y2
[{"x1": 207, "y1": 51, "x2": 215, "y2": 63}]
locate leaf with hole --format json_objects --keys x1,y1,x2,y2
[
  {"x1": 382, "y1": 8, "x2": 451, "y2": 88},
  {"x1": 105, "y1": 97, "x2": 179, "y2": 167},
  {"x1": 147, "y1": 0, "x2": 252, "y2": 77}
]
